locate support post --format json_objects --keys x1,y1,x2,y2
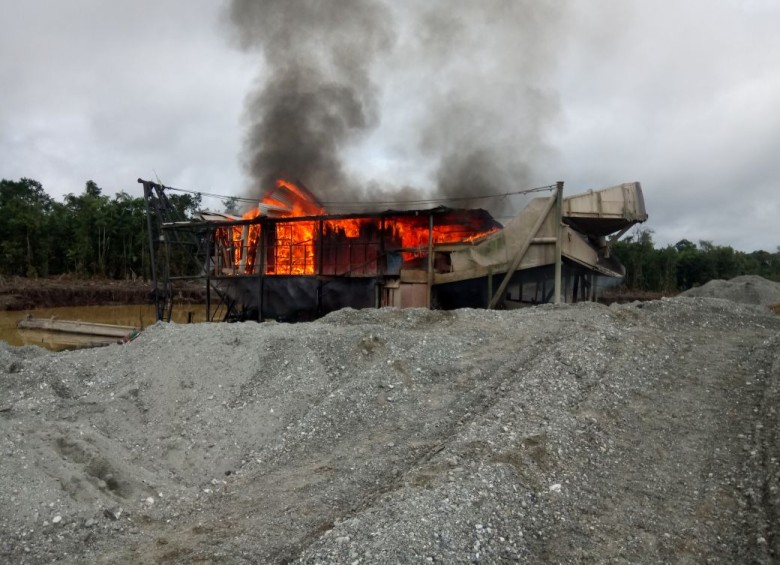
[
  {"x1": 140, "y1": 181, "x2": 162, "y2": 321},
  {"x1": 317, "y1": 219, "x2": 324, "y2": 316},
  {"x1": 487, "y1": 267, "x2": 493, "y2": 308},
  {"x1": 379, "y1": 216, "x2": 385, "y2": 277},
  {"x1": 427, "y1": 213, "x2": 434, "y2": 309},
  {"x1": 206, "y1": 229, "x2": 212, "y2": 321},
  {"x1": 554, "y1": 181, "x2": 564, "y2": 304},
  {"x1": 258, "y1": 225, "x2": 267, "y2": 321},
  {"x1": 238, "y1": 225, "x2": 249, "y2": 274}
]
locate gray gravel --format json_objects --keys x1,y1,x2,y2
[
  {"x1": 1, "y1": 291, "x2": 779, "y2": 563},
  {"x1": 680, "y1": 274, "x2": 780, "y2": 307}
]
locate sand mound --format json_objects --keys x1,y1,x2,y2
[{"x1": 680, "y1": 274, "x2": 780, "y2": 307}]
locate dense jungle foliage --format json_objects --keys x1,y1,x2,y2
[
  {"x1": 1, "y1": 177, "x2": 778, "y2": 292},
  {"x1": 612, "y1": 229, "x2": 780, "y2": 291},
  {"x1": 0, "y1": 178, "x2": 200, "y2": 279}
]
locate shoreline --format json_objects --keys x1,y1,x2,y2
[{"x1": 0, "y1": 276, "x2": 206, "y2": 311}]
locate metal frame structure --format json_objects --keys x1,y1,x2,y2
[{"x1": 141, "y1": 179, "x2": 646, "y2": 323}]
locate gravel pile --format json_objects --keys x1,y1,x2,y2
[
  {"x1": 680, "y1": 274, "x2": 780, "y2": 308},
  {"x1": 1, "y1": 295, "x2": 779, "y2": 563}
]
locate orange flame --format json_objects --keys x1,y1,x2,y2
[{"x1": 217, "y1": 179, "x2": 499, "y2": 276}]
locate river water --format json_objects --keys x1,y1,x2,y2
[{"x1": 0, "y1": 304, "x2": 208, "y2": 351}]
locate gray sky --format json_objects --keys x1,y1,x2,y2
[{"x1": 1, "y1": 0, "x2": 778, "y2": 251}]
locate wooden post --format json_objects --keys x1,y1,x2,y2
[
  {"x1": 427, "y1": 213, "x2": 434, "y2": 309},
  {"x1": 258, "y1": 226, "x2": 267, "y2": 321},
  {"x1": 206, "y1": 229, "x2": 212, "y2": 321},
  {"x1": 317, "y1": 219, "x2": 324, "y2": 276},
  {"x1": 316, "y1": 219, "x2": 324, "y2": 316},
  {"x1": 379, "y1": 216, "x2": 385, "y2": 277},
  {"x1": 554, "y1": 181, "x2": 564, "y2": 304},
  {"x1": 573, "y1": 272, "x2": 580, "y2": 303},
  {"x1": 487, "y1": 266, "x2": 493, "y2": 308},
  {"x1": 141, "y1": 182, "x2": 162, "y2": 321},
  {"x1": 238, "y1": 225, "x2": 249, "y2": 274}
]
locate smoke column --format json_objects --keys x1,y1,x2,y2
[
  {"x1": 227, "y1": 0, "x2": 395, "y2": 207},
  {"x1": 228, "y1": 0, "x2": 568, "y2": 215}
]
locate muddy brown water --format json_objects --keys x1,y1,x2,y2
[{"x1": 0, "y1": 304, "x2": 208, "y2": 351}]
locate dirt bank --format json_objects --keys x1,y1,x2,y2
[
  {"x1": 0, "y1": 277, "x2": 206, "y2": 311},
  {"x1": 1, "y1": 294, "x2": 778, "y2": 563}
]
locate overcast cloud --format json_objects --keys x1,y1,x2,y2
[{"x1": 1, "y1": 0, "x2": 778, "y2": 251}]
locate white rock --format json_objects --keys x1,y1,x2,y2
[
  {"x1": 549, "y1": 483, "x2": 562, "y2": 493},
  {"x1": 52, "y1": 515, "x2": 62, "y2": 524},
  {"x1": 104, "y1": 507, "x2": 123, "y2": 521}
]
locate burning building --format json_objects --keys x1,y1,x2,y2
[{"x1": 141, "y1": 179, "x2": 647, "y2": 322}]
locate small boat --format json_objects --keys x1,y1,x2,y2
[{"x1": 16, "y1": 315, "x2": 140, "y2": 349}]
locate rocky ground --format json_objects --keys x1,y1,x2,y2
[{"x1": 0, "y1": 280, "x2": 779, "y2": 563}]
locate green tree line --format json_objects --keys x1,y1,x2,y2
[
  {"x1": 0, "y1": 178, "x2": 199, "y2": 279},
  {"x1": 612, "y1": 229, "x2": 780, "y2": 292}
]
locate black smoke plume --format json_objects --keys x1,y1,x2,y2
[
  {"x1": 228, "y1": 0, "x2": 394, "y2": 207},
  {"x1": 228, "y1": 0, "x2": 567, "y2": 215}
]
